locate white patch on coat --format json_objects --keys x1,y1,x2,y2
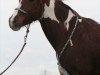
[
  {"x1": 58, "y1": 65, "x2": 69, "y2": 75},
  {"x1": 42, "y1": 0, "x2": 59, "y2": 23},
  {"x1": 70, "y1": 40, "x2": 73, "y2": 46},
  {"x1": 10, "y1": 0, "x2": 22, "y2": 27},
  {"x1": 64, "y1": 10, "x2": 75, "y2": 30},
  {"x1": 64, "y1": 10, "x2": 75, "y2": 46},
  {"x1": 79, "y1": 18, "x2": 82, "y2": 22}
]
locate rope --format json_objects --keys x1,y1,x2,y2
[
  {"x1": 57, "y1": 17, "x2": 79, "y2": 75},
  {"x1": 58, "y1": 16, "x2": 79, "y2": 59},
  {"x1": 0, "y1": 24, "x2": 30, "y2": 75}
]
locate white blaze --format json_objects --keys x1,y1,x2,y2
[{"x1": 10, "y1": 0, "x2": 22, "y2": 27}]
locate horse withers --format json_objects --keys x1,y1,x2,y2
[{"x1": 9, "y1": 0, "x2": 100, "y2": 75}]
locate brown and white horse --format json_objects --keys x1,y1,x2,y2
[{"x1": 9, "y1": 0, "x2": 100, "y2": 75}]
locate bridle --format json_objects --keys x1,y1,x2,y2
[
  {"x1": 0, "y1": 5, "x2": 79, "y2": 75},
  {"x1": 0, "y1": 4, "x2": 44, "y2": 74},
  {"x1": 0, "y1": 8, "x2": 30, "y2": 75}
]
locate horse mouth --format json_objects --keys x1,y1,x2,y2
[
  {"x1": 9, "y1": 21, "x2": 21, "y2": 31},
  {"x1": 11, "y1": 26, "x2": 21, "y2": 31},
  {"x1": 9, "y1": 21, "x2": 31, "y2": 31}
]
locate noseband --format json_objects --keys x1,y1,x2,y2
[{"x1": 15, "y1": 8, "x2": 28, "y2": 14}]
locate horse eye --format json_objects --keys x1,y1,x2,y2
[{"x1": 29, "y1": 0, "x2": 34, "y2": 2}]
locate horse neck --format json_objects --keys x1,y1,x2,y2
[
  {"x1": 40, "y1": 18, "x2": 71, "y2": 54},
  {"x1": 39, "y1": 0, "x2": 78, "y2": 53}
]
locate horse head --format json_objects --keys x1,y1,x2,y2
[{"x1": 9, "y1": 0, "x2": 49, "y2": 31}]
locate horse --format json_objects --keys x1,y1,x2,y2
[{"x1": 9, "y1": 0, "x2": 100, "y2": 75}]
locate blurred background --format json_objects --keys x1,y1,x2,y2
[{"x1": 0, "y1": 0, "x2": 100, "y2": 75}]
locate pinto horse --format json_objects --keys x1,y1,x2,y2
[{"x1": 9, "y1": 0, "x2": 100, "y2": 75}]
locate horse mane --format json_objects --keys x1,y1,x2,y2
[{"x1": 57, "y1": 0, "x2": 80, "y2": 17}]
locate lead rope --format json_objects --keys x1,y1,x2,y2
[
  {"x1": 57, "y1": 17, "x2": 79, "y2": 75},
  {"x1": 58, "y1": 16, "x2": 79, "y2": 59},
  {"x1": 0, "y1": 24, "x2": 30, "y2": 75}
]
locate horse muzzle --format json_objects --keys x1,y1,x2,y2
[{"x1": 9, "y1": 15, "x2": 24, "y2": 31}]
